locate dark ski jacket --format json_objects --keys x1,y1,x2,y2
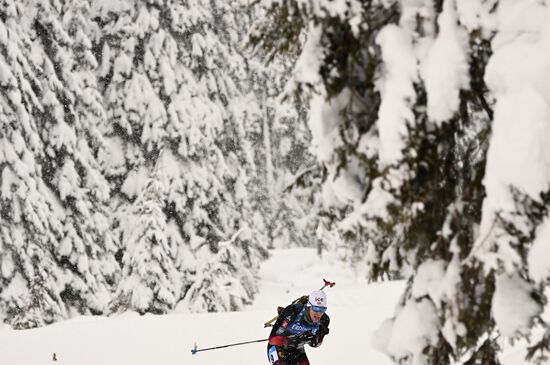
[{"x1": 268, "y1": 304, "x2": 330, "y2": 350}]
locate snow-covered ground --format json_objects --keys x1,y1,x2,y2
[{"x1": 0, "y1": 248, "x2": 527, "y2": 364}]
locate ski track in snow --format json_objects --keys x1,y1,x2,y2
[{"x1": 0, "y1": 248, "x2": 527, "y2": 364}]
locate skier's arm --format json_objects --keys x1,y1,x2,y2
[
  {"x1": 309, "y1": 315, "x2": 330, "y2": 348},
  {"x1": 268, "y1": 305, "x2": 299, "y2": 347}
]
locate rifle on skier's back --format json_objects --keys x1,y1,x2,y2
[{"x1": 263, "y1": 279, "x2": 336, "y2": 328}]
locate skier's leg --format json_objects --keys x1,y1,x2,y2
[{"x1": 295, "y1": 351, "x2": 310, "y2": 365}]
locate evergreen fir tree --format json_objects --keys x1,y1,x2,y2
[
  {"x1": 93, "y1": 0, "x2": 266, "y2": 313},
  {"x1": 37, "y1": 0, "x2": 119, "y2": 315},
  {"x1": 113, "y1": 169, "x2": 179, "y2": 314},
  {"x1": 0, "y1": 0, "x2": 117, "y2": 327},
  {"x1": 251, "y1": 1, "x2": 550, "y2": 364},
  {"x1": 242, "y1": 1, "x2": 316, "y2": 250}
]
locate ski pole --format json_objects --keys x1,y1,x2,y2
[
  {"x1": 191, "y1": 338, "x2": 268, "y2": 355},
  {"x1": 263, "y1": 278, "x2": 336, "y2": 328}
]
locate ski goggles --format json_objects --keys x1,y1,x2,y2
[{"x1": 310, "y1": 305, "x2": 327, "y2": 313}]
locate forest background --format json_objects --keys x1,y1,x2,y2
[{"x1": 3, "y1": 1, "x2": 550, "y2": 365}]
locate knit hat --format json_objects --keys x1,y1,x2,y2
[{"x1": 308, "y1": 290, "x2": 327, "y2": 307}]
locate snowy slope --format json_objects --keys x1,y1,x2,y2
[{"x1": 0, "y1": 248, "x2": 527, "y2": 364}]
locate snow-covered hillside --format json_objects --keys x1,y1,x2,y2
[{"x1": 0, "y1": 249, "x2": 527, "y2": 364}]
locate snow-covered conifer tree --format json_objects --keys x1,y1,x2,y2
[
  {"x1": 252, "y1": 1, "x2": 550, "y2": 364},
  {"x1": 93, "y1": 0, "x2": 266, "y2": 313},
  {"x1": 0, "y1": 0, "x2": 118, "y2": 327},
  {"x1": 239, "y1": 1, "x2": 318, "y2": 250},
  {"x1": 41, "y1": 0, "x2": 119, "y2": 316},
  {"x1": 180, "y1": 226, "x2": 259, "y2": 312},
  {"x1": 113, "y1": 166, "x2": 179, "y2": 314}
]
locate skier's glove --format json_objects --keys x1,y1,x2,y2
[{"x1": 308, "y1": 334, "x2": 319, "y2": 347}]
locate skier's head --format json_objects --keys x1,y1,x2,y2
[{"x1": 308, "y1": 290, "x2": 327, "y2": 323}]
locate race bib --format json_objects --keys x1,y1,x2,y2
[{"x1": 268, "y1": 346, "x2": 279, "y2": 364}]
